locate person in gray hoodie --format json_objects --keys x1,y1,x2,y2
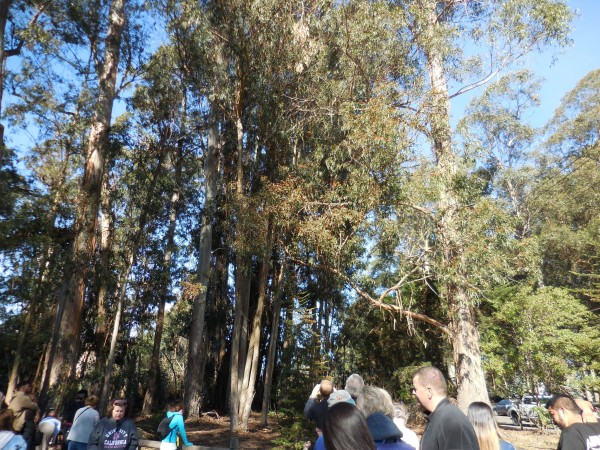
[{"x1": 88, "y1": 399, "x2": 138, "y2": 450}]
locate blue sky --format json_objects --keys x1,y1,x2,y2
[
  {"x1": 451, "y1": 0, "x2": 600, "y2": 128},
  {"x1": 4, "y1": 1, "x2": 599, "y2": 151},
  {"x1": 527, "y1": 0, "x2": 600, "y2": 125}
]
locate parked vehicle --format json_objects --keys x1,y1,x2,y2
[
  {"x1": 506, "y1": 395, "x2": 552, "y2": 428},
  {"x1": 493, "y1": 399, "x2": 515, "y2": 416}
]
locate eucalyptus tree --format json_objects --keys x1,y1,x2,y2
[
  {"x1": 1, "y1": 0, "x2": 103, "y2": 399},
  {"x1": 458, "y1": 70, "x2": 542, "y2": 240},
  {"x1": 44, "y1": 0, "x2": 149, "y2": 393},
  {"x1": 133, "y1": 44, "x2": 199, "y2": 415},
  {"x1": 267, "y1": 0, "x2": 575, "y2": 410},
  {"x1": 534, "y1": 69, "x2": 600, "y2": 298},
  {"x1": 153, "y1": 0, "x2": 224, "y2": 418},
  {"x1": 383, "y1": 0, "x2": 574, "y2": 409},
  {"x1": 0, "y1": 0, "x2": 48, "y2": 149}
]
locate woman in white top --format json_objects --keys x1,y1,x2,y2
[{"x1": 66, "y1": 395, "x2": 100, "y2": 450}]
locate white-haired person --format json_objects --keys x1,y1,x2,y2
[
  {"x1": 344, "y1": 374, "x2": 364, "y2": 401},
  {"x1": 357, "y1": 386, "x2": 415, "y2": 449},
  {"x1": 392, "y1": 402, "x2": 419, "y2": 449}
]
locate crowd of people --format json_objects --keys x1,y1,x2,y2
[
  {"x1": 304, "y1": 366, "x2": 600, "y2": 450},
  {"x1": 1, "y1": 368, "x2": 599, "y2": 450},
  {"x1": 0, "y1": 383, "x2": 192, "y2": 450}
]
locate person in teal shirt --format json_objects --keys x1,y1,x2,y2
[{"x1": 160, "y1": 401, "x2": 192, "y2": 450}]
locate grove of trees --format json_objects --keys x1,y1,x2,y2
[{"x1": 1, "y1": 0, "x2": 598, "y2": 437}]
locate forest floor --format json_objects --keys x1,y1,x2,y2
[{"x1": 137, "y1": 412, "x2": 560, "y2": 450}]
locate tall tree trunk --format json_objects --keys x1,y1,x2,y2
[
  {"x1": 6, "y1": 145, "x2": 71, "y2": 402},
  {"x1": 98, "y1": 253, "x2": 131, "y2": 412},
  {"x1": 95, "y1": 171, "x2": 114, "y2": 372},
  {"x1": 184, "y1": 104, "x2": 219, "y2": 418},
  {"x1": 230, "y1": 255, "x2": 249, "y2": 431},
  {"x1": 260, "y1": 261, "x2": 286, "y2": 426},
  {"x1": 47, "y1": 0, "x2": 125, "y2": 389},
  {"x1": 239, "y1": 249, "x2": 270, "y2": 430},
  {"x1": 230, "y1": 79, "x2": 250, "y2": 431},
  {"x1": 419, "y1": 0, "x2": 489, "y2": 410},
  {"x1": 143, "y1": 141, "x2": 184, "y2": 415}
]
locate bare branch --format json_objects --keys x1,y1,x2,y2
[{"x1": 284, "y1": 248, "x2": 452, "y2": 337}]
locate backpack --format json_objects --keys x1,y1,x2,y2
[{"x1": 157, "y1": 415, "x2": 176, "y2": 439}]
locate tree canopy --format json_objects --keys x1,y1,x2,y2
[{"x1": 0, "y1": 0, "x2": 598, "y2": 440}]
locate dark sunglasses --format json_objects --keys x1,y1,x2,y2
[{"x1": 113, "y1": 399, "x2": 128, "y2": 406}]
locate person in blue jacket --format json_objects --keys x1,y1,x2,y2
[{"x1": 160, "y1": 401, "x2": 192, "y2": 450}]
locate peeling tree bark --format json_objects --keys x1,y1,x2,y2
[
  {"x1": 184, "y1": 103, "x2": 220, "y2": 418},
  {"x1": 419, "y1": 0, "x2": 490, "y2": 410},
  {"x1": 46, "y1": 0, "x2": 126, "y2": 390},
  {"x1": 260, "y1": 261, "x2": 286, "y2": 426}
]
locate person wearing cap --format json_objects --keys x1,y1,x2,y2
[
  {"x1": 37, "y1": 408, "x2": 61, "y2": 450},
  {"x1": 313, "y1": 390, "x2": 356, "y2": 450},
  {"x1": 357, "y1": 386, "x2": 415, "y2": 450},
  {"x1": 66, "y1": 395, "x2": 100, "y2": 450},
  {"x1": 304, "y1": 380, "x2": 334, "y2": 433},
  {"x1": 87, "y1": 399, "x2": 138, "y2": 450},
  {"x1": 344, "y1": 374, "x2": 365, "y2": 401}
]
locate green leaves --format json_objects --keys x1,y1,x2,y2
[{"x1": 481, "y1": 285, "x2": 600, "y2": 395}]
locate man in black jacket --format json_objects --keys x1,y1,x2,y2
[
  {"x1": 412, "y1": 366, "x2": 479, "y2": 450},
  {"x1": 303, "y1": 380, "x2": 334, "y2": 432}
]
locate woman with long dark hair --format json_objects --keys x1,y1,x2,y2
[
  {"x1": 323, "y1": 402, "x2": 376, "y2": 450},
  {"x1": 467, "y1": 402, "x2": 515, "y2": 450}
]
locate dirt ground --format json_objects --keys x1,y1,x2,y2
[
  {"x1": 500, "y1": 427, "x2": 559, "y2": 450},
  {"x1": 138, "y1": 412, "x2": 281, "y2": 449},
  {"x1": 137, "y1": 412, "x2": 560, "y2": 450}
]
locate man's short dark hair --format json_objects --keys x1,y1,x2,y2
[
  {"x1": 413, "y1": 366, "x2": 447, "y2": 396},
  {"x1": 546, "y1": 394, "x2": 582, "y2": 414},
  {"x1": 17, "y1": 381, "x2": 31, "y2": 390}
]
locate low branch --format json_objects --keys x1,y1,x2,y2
[{"x1": 285, "y1": 251, "x2": 452, "y2": 337}]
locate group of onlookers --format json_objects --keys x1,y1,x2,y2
[
  {"x1": 304, "y1": 372, "x2": 419, "y2": 450},
  {"x1": 2, "y1": 371, "x2": 599, "y2": 450},
  {"x1": 0, "y1": 383, "x2": 140, "y2": 450},
  {"x1": 305, "y1": 366, "x2": 600, "y2": 450},
  {"x1": 304, "y1": 367, "x2": 512, "y2": 450},
  {"x1": 0, "y1": 381, "x2": 196, "y2": 450}
]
